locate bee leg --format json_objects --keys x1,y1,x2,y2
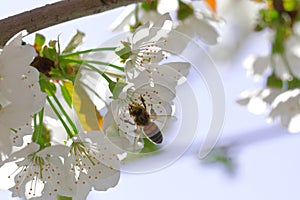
[
  {"x1": 133, "y1": 127, "x2": 141, "y2": 151},
  {"x1": 133, "y1": 135, "x2": 139, "y2": 151},
  {"x1": 149, "y1": 104, "x2": 157, "y2": 120},
  {"x1": 124, "y1": 119, "x2": 135, "y2": 125}
]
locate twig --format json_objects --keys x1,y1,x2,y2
[{"x1": 0, "y1": 0, "x2": 142, "y2": 46}]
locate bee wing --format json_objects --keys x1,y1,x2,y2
[{"x1": 130, "y1": 74, "x2": 176, "y2": 103}]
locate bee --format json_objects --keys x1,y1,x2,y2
[{"x1": 128, "y1": 95, "x2": 163, "y2": 144}]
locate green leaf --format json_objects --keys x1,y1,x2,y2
[
  {"x1": 34, "y1": 33, "x2": 46, "y2": 54},
  {"x1": 63, "y1": 30, "x2": 86, "y2": 54},
  {"x1": 140, "y1": 137, "x2": 158, "y2": 153},
  {"x1": 32, "y1": 124, "x2": 51, "y2": 150},
  {"x1": 177, "y1": 0, "x2": 194, "y2": 21},
  {"x1": 141, "y1": 0, "x2": 158, "y2": 11},
  {"x1": 73, "y1": 80, "x2": 100, "y2": 131},
  {"x1": 43, "y1": 46, "x2": 58, "y2": 61},
  {"x1": 266, "y1": 73, "x2": 283, "y2": 88},
  {"x1": 57, "y1": 195, "x2": 72, "y2": 200},
  {"x1": 111, "y1": 79, "x2": 127, "y2": 99},
  {"x1": 115, "y1": 43, "x2": 132, "y2": 61},
  {"x1": 39, "y1": 76, "x2": 57, "y2": 96},
  {"x1": 60, "y1": 82, "x2": 73, "y2": 107},
  {"x1": 287, "y1": 78, "x2": 300, "y2": 89},
  {"x1": 283, "y1": 0, "x2": 297, "y2": 11},
  {"x1": 260, "y1": 8, "x2": 279, "y2": 24},
  {"x1": 272, "y1": 25, "x2": 287, "y2": 54}
]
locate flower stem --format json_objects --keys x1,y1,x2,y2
[
  {"x1": 51, "y1": 93, "x2": 79, "y2": 135},
  {"x1": 42, "y1": 82, "x2": 78, "y2": 137},
  {"x1": 59, "y1": 47, "x2": 117, "y2": 58},
  {"x1": 32, "y1": 108, "x2": 45, "y2": 143},
  {"x1": 84, "y1": 62, "x2": 115, "y2": 85},
  {"x1": 46, "y1": 96, "x2": 76, "y2": 138},
  {"x1": 60, "y1": 58, "x2": 124, "y2": 72}
]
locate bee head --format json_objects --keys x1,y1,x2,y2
[{"x1": 129, "y1": 104, "x2": 143, "y2": 116}]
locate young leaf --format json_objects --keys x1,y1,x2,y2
[
  {"x1": 34, "y1": 33, "x2": 46, "y2": 54},
  {"x1": 266, "y1": 73, "x2": 283, "y2": 88},
  {"x1": 39, "y1": 76, "x2": 57, "y2": 96},
  {"x1": 63, "y1": 30, "x2": 86, "y2": 54},
  {"x1": 60, "y1": 82, "x2": 73, "y2": 107},
  {"x1": 177, "y1": 0, "x2": 194, "y2": 21},
  {"x1": 141, "y1": 0, "x2": 158, "y2": 11},
  {"x1": 111, "y1": 79, "x2": 127, "y2": 99},
  {"x1": 140, "y1": 137, "x2": 158, "y2": 153},
  {"x1": 287, "y1": 78, "x2": 300, "y2": 89},
  {"x1": 43, "y1": 46, "x2": 58, "y2": 61},
  {"x1": 115, "y1": 43, "x2": 132, "y2": 61},
  {"x1": 73, "y1": 82, "x2": 100, "y2": 131}
]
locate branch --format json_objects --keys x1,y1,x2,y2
[{"x1": 0, "y1": 0, "x2": 143, "y2": 46}]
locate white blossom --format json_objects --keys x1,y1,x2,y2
[
  {"x1": 268, "y1": 89, "x2": 300, "y2": 133},
  {"x1": 237, "y1": 87, "x2": 282, "y2": 115},
  {"x1": 245, "y1": 36, "x2": 300, "y2": 81},
  {"x1": 1, "y1": 143, "x2": 75, "y2": 199},
  {"x1": 0, "y1": 31, "x2": 46, "y2": 161},
  {"x1": 119, "y1": 13, "x2": 172, "y2": 76},
  {"x1": 67, "y1": 131, "x2": 122, "y2": 199},
  {"x1": 119, "y1": 13, "x2": 191, "y2": 87},
  {"x1": 174, "y1": 1, "x2": 220, "y2": 45},
  {"x1": 110, "y1": 1, "x2": 178, "y2": 32}
]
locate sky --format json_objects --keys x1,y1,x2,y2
[{"x1": 1, "y1": 1, "x2": 300, "y2": 200}]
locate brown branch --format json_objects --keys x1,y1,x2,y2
[{"x1": 0, "y1": 0, "x2": 143, "y2": 46}]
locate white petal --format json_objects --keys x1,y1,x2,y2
[
  {"x1": 0, "y1": 32, "x2": 36, "y2": 77},
  {"x1": 4, "y1": 143, "x2": 39, "y2": 163},
  {"x1": 251, "y1": 55, "x2": 270, "y2": 77},
  {"x1": 10, "y1": 122, "x2": 33, "y2": 147},
  {"x1": 91, "y1": 166, "x2": 120, "y2": 191},
  {"x1": 110, "y1": 4, "x2": 135, "y2": 31},
  {"x1": 176, "y1": 16, "x2": 219, "y2": 45},
  {"x1": 36, "y1": 145, "x2": 69, "y2": 157},
  {"x1": 286, "y1": 52, "x2": 300, "y2": 79},
  {"x1": 73, "y1": 173, "x2": 92, "y2": 199},
  {"x1": 273, "y1": 54, "x2": 292, "y2": 80},
  {"x1": 0, "y1": 124, "x2": 12, "y2": 162}
]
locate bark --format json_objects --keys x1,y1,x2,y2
[{"x1": 0, "y1": 0, "x2": 142, "y2": 46}]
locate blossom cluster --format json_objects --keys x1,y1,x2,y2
[
  {"x1": 0, "y1": 11, "x2": 196, "y2": 199},
  {"x1": 103, "y1": 13, "x2": 191, "y2": 152},
  {"x1": 237, "y1": 0, "x2": 300, "y2": 133},
  {"x1": 110, "y1": 0, "x2": 221, "y2": 46},
  {"x1": 0, "y1": 32, "x2": 123, "y2": 199}
]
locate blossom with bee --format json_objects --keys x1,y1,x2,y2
[
  {"x1": 109, "y1": 71, "x2": 176, "y2": 151},
  {"x1": 0, "y1": 31, "x2": 46, "y2": 162}
]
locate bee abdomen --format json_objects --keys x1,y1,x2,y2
[{"x1": 143, "y1": 122, "x2": 163, "y2": 144}]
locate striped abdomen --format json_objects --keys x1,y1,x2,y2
[{"x1": 143, "y1": 122, "x2": 163, "y2": 144}]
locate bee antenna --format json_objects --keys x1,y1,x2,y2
[{"x1": 139, "y1": 95, "x2": 147, "y2": 109}]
